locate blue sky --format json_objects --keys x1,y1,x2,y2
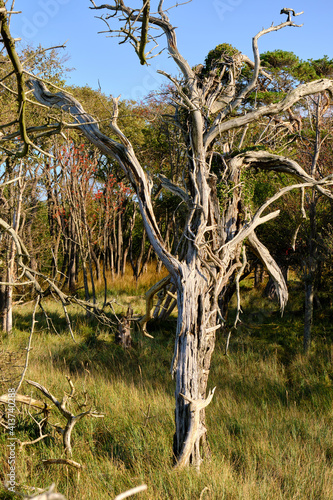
[{"x1": 11, "y1": 0, "x2": 333, "y2": 101}]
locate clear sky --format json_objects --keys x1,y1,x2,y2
[{"x1": 11, "y1": 0, "x2": 333, "y2": 101}]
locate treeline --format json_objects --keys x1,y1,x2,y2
[{"x1": 0, "y1": 45, "x2": 333, "y2": 351}]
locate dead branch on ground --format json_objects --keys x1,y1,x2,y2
[{"x1": 26, "y1": 377, "x2": 104, "y2": 457}]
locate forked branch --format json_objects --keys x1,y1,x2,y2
[{"x1": 26, "y1": 377, "x2": 104, "y2": 456}]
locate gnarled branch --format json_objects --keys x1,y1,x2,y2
[
  {"x1": 247, "y1": 232, "x2": 288, "y2": 311},
  {"x1": 205, "y1": 78, "x2": 333, "y2": 148}
]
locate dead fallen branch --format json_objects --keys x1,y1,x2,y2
[
  {"x1": 23, "y1": 483, "x2": 67, "y2": 500},
  {"x1": 114, "y1": 484, "x2": 147, "y2": 500},
  {"x1": 42, "y1": 458, "x2": 84, "y2": 470},
  {"x1": 0, "y1": 393, "x2": 52, "y2": 411},
  {"x1": 26, "y1": 377, "x2": 104, "y2": 456}
]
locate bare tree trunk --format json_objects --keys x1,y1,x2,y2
[
  {"x1": 172, "y1": 263, "x2": 218, "y2": 467},
  {"x1": 25, "y1": 176, "x2": 39, "y2": 272},
  {"x1": 91, "y1": 248, "x2": 100, "y2": 282},
  {"x1": 254, "y1": 262, "x2": 265, "y2": 287},
  {"x1": 29, "y1": 5, "x2": 332, "y2": 468},
  {"x1": 304, "y1": 276, "x2": 314, "y2": 353},
  {"x1": 4, "y1": 166, "x2": 24, "y2": 334},
  {"x1": 67, "y1": 228, "x2": 77, "y2": 294},
  {"x1": 4, "y1": 241, "x2": 15, "y2": 333},
  {"x1": 132, "y1": 229, "x2": 146, "y2": 281},
  {"x1": 117, "y1": 211, "x2": 123, "y2": 276},
  {"x1": 303, "y1": 194, "x2": 317, "y2": 354}
]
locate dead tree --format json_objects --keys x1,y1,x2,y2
[{"x1": 2, "y1": 1, "x2": 333, "y2": 469}]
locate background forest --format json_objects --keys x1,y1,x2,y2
[{"x1": 0, "y1": 3, "x2": 333, "y2": 499}]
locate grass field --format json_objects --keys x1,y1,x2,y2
[{"x1": 1, "y1": 267, "x2": 333, "y2": 499}]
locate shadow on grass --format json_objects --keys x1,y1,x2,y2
[
  {"x1": 13, "y1": 308, "x2": 79, "y2": 335},
  {"x1": 92, "y1": 427, "x2": 136, "y2": 469},
  {"x1": 39, "y1": 317, "x2": 177, "y2": 391},
  {"x1": 213, "y1": 329, "x2": 333, "y2": 414}
]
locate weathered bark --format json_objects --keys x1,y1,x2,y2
[
  {"x1": 3, "y1": 163, "x2": 24, "y2": 333},
  {"x1": 264, "y1": 262, "x2": 289, "y2": 300},
  {"x1": 138, "y1": 275, "x2": 171, "y2": 337},
  {"x1": 172, "y1": 264, "x2": 219, "y2": 466},
  {"x1": 153, "y1": 281, "x2": 177, "y2": 321},
  {"x1": 4, "y1": 239, "x2": 15, "y2": 333},
  {"x1": 29, "y1": 73, "x2": 327, "y2": 466}
]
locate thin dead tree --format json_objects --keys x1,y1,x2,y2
[{"x1": 2, "y1": 2, "x2": 333, "y2": 469}]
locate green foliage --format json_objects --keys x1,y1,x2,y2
[
  {"x1": 203, "y1": 43, "x2": 240, "y2": 71},
  {"x1": 261, "y1": 50, "x2": 300, "y2": 71},
  {"x1": 261, "y1": 50, "x2": 333, "y2": 87},
  {"x1": 309, "y1": 55, "x2": 333, "y2": 78},
  {"x1": 199, "y1": 43, "x2": 242, "y2": 81},
  {"x1": 295, "y1": 55, "x2": 333, "y2": 82},
  {"x1": 216, "y1": 180, "x2": 234, "y2": 209},
  {"x1": 21, "y1": 44, "x2": 72, "y2": 86},
  {"x1": 251, "y1": 89, "x2": 286, "y2": 104}
]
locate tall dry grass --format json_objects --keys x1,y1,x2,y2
[{"x1": 0, "y1": 271, "x2": 332, "y2": 499}]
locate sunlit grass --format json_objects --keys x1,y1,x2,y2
[
  {"x1": 78, "y1": 262, "x2": 169, "y2": 315},
  {"x1": 1, "y1": 270, "x2": 333, "y2": 499}
]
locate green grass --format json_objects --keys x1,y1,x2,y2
[{"x1": 1, "y1": 273, "x2": 333, "y2": 499}]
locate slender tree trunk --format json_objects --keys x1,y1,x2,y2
[
  {"x1": 0, "y1": 270, "x2": 6, "y2": 329},
  {"x1": 117, "y1": 211, "x2": 123, "y2": 276},
  {"x1": 67, "y1": 228, "x2": 77, "y2": 294},
  {"x1": 304, "y1": 275, "x2": 314, "y2": 353},
  {"x1": 303, "y1": 194, "x2": 317, "y2": 353},
  {"x1": 4, "y1": 240, "x2": 15, "y2": 333},
  {"x1": 132, "y1": 230, "x2": 146, "y2": 281},
  {"x1": 91, "y1": 248, "x2": 100, "y2": 282},
  {"x1": 108, "y1": 235, "x2": 115, "y2": 276},
  {"x1": 103, "y1": 230, "x2": 108, "y2": 307}
]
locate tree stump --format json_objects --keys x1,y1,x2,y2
[{"x1": 116, "y1": 306, "x2": 133, "y2": 348}]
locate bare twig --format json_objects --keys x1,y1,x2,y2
[
  {"x1": 114, "y1": 484, "x2": 148, "y2": 500},
  {"x1": 22, "y1": 483, "x2": 67, "y2": 500},
  {"x1": 18, "y1": 410, "x2": 49, "y2": 450},
  {"x1": 42, "y1": 458, "x2": 83, "y2": 470}
]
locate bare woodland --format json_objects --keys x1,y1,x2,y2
[{"x1": 1, "y1": 0, "x2": 333, "y2": 485}]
